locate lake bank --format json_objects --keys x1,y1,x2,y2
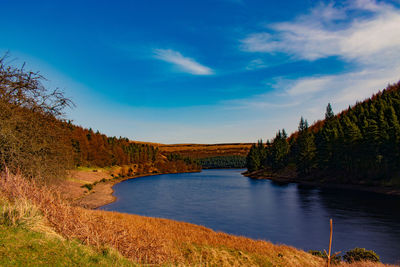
[
  {"x1": 60, "y1": 167, "x2": 201, "y2": 209},
  {"x1": 101, "y1": 169, "x2": 400, "y2": 264},
  {"x1": 244, "y1": 169, "x2": 400, "y2": 196},
  {"x1": 2, "y1": 171, "x2": 328, "y2": 266}
]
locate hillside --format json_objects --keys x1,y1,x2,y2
[
  {"x1": 158, "y1": 143, "x2": 251, "y2": 168},
  {"x1": 246, "y1": 81, "x2": 400, "y2": 190},
  {"x1": 158, "y1": 143, "x2": 252, "y2": 158},
  {"x1": 1, "y1": 56, "x2": 397, "y2": 266}
]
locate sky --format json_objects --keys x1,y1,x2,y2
[{"x1": 1, "y1": 0, "x2": 400, "y2": 144}]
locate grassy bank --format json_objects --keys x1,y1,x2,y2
[
  {"x1": 0, "y1": 195, "x2": 134, "y2": 266},
  {"x1": 1, "y1": 171, "x2": 397, "y2": 266},
  {"x1": 0, "y1": 171, "x2": 323, "y2": 266},
  {"x1": 0, "y1": 225, "x2": 134, "y2": 266}
]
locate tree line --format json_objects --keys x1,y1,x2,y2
[
  {"x1": 69, "y1": 125, "x2": 159, "y2": 167},
  {"x1": 246, "y1": 81, "x2": 400, "y2": 186},
  {"x1": 199, "y1": 155, "x2": 246, "y2": 169},
  {"x1": 0, "y1": 55, "x2": 199, "y2": 181}
]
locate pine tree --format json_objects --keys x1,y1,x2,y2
[
  {"x1": 295, "y1": 118, "x2": 316, "y2": 176},
  {"x1": 246, "y1": 144, "x2": 261, "y2": 172},
  {"x1": 342, "y1": 117, "x2": 362, "y2": 173},
  {"x1": 325, "y1": 103, "x2": 334, "y2": 120},
  {"x1": 270, "y1": 129, "x2": 290, "y2": 170}
]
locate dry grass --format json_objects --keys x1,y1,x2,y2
[
  {"x1": 0, "y1": 197, "x2": 42, "y2": 228},
  {"x1": 0, "y1": 170, "x2": 395, "y2": 266},
  {"x1": 0, "y1": 195, "x2": 61, "y2": 240}
]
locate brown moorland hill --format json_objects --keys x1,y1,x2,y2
[{"x1": 158, "y1": 143, "x2": 252, "y2": 159}]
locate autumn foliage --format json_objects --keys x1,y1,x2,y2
[{"x1": 0, "y1": 56, "x2": 199, "y2": 181}]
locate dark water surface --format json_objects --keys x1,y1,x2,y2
[{"x1": 101, "y1": 169, "x2": 400, "y2": 263}]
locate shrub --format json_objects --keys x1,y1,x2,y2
[
  {"x1": 309, "y1": 250, "x2": 324, "y2": 257},
  {"x1": 343, "y1": 248, "x2": 380, "y2": 263},
  {"x1": 81, "y1": 183, "x2": 93, "y2": 191}
]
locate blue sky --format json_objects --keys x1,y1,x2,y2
[{"x1": 1, "y1": 0, "x2": 400, "y2": 143}]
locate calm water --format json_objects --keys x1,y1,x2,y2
[{"x1": 101, "y1": 169, "x2": 400, "y2": 263}]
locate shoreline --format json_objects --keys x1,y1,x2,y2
[
  {"x1": 243, "y1": 171, "x2": 400, "y2": 196},
  {"x1": 75, "y1": 170, "x2": 201, "y2": 209}
]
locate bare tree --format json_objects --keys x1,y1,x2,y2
[{"x1": 0, "y1": 54, "x2": 74, "y2": 182}]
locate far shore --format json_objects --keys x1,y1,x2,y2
[{"x1": 243, "y1": 170, "x2": 400, "y2": 196}]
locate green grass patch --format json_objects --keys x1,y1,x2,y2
[
  {"x1": 75, "y1": 166, "x2": 119, "y2": 172},
  {"x1": 0, "y1": 197, "x2": 135, "y2": 266},
  {"x1": 0, "y1": 224, "x2": 136, "y2": 266},
  {"x1": 66, "y1": 177, "x2": 92, "y2": 184},
  {"x1": 75, "y1": 166, "x2": 100, "y2": 172}
]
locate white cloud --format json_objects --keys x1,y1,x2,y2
[
  {"x1": 225, "y1": 1, "x2": 400, "y2": 139},
  {"x1": 241, "y1": 0, "x2": 400, "y2": 63},
  {"x1": 246, "y1": 58, "x2": 267, "y2": 70},
  {"x1": 153, "y1": 49, "x2": 214, "y2": 75},
  {"x1": 238, "y1": 0, "x2": 400, "y2": 107},
  {"x1": 286, "y1": 77, "x2": 331, "y2": 96}
]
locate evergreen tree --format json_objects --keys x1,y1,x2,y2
[
  {"x1": 295, "y1": 118, "x2": 316, "y2": 176},
  {"x1": 270, "y1": 129, "x2": 290, "y2": 170},
  {"x1": 325, "y1": 103, "x2": 334, "y2": 120},
  {"x1": 246, "y1": 144, "x2": 261, "y2": 172},
  {"x1": 247, "y1": 82, "x2": 400, "y2": 186}
]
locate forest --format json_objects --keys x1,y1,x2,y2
[
  {"x1": 199, "y1": 155, "x2": 246, "y2": 169},
  {"x1": 0, "y1": 56, "x2": 200, "y2": 182},
  {"x1": 246, "y1": 81, "x2": 400, "y2": 187}
]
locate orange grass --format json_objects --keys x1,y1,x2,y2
[{"x1": 0, "y1": 170, "x2": 395, "y2": 266}]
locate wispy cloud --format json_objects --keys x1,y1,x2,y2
[
  {"x1": 246, "y1": 59, "x2": 267, "y2": 70},
  {"x1": 153, "y1": 49, "x2": 214, "y2": 75},
  {"x1": 228, "y1": 0, "x2": 400, "y2": 138},
  {"x1": 286, "y1": 77, "x2": 331, "y2": 96},
  {"x1": 241, "y1": 0, "x2": 400, "y2": 63},
  {"x1": 239, "y1": 0, "x2": 400, "y2": 102}
]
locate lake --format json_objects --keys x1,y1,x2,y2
[{"x1": 101, "y1": 169, "x2": 400, "y2": 264}]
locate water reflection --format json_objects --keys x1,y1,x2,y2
[{"x1": 101, "y1": 169, "x2": 400, "y2": 264}]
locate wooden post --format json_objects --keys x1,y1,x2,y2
[{"x1": 327, "y1": 218, "x2": 333, "y2": 267}]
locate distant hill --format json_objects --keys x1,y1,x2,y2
[
  {"x1": 157, "y1": 143, "x2": 251, "y2": 169},
  {"x1": 158, "y1": 143, "x2": 252, "y2": 158}
]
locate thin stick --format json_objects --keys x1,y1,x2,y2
[{"x1": 327, "y1": 218, "x2": 333, "y2": 267}]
